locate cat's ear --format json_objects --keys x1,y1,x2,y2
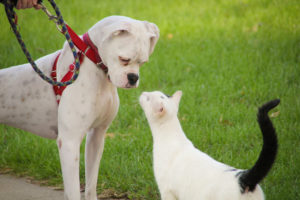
[{"x1": 171, "y1": 90, "x2": 182, "y2": 107}]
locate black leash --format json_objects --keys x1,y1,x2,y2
[{"x1": 1, "y1": 0, "x2": 81, "y2": 86}]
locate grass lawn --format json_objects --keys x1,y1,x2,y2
[{"x1": 0, "y1": 0, "x2": 299, "y2": 199}]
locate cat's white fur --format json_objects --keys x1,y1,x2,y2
[{"x1": 139, "y1": 91, "x2": 264, "y2": 200}]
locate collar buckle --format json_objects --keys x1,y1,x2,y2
[{"x1": 83, "y1": 46, "x2": 90, "y2": 56}]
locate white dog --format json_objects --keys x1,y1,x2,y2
[{"x1": 0, "y1": 16, "x2": 159, "y2": 200}]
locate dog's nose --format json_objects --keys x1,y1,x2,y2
[{"x1": 127, "y1": 73, "x2": 139, "y2": 85}]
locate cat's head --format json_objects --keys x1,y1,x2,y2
[{"x1": 139, "y1": 90, "x2": 182, "y2": 122}]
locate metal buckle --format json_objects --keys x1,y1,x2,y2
[
  {"x1": 40, "y1": 3, "x2": 62, "y2": 32},
  {"x1": 96, "y1": 61, "x2": 103, "y2": 68},
  {"x1": 83, "y1": 46, "x2": 90, "y2": 56}
]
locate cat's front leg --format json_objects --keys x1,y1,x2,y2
[{"x1": 161, "y1": 191, "x2": 177, "y2": 200}]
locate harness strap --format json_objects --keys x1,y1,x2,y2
[
  {"x1": 51, "y1": 25, "x2": 108, "y2": 104},
  {"x1": 51, "y1": 52, "x2": 84, "y2": 104}
]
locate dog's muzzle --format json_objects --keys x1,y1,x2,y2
[{"x1": 127, "y1": 73, "x2": 139, "y2": 86}]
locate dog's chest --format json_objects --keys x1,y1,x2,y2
[{"x1": 91, "y1": 87, "x2": 119, "y2": 128}]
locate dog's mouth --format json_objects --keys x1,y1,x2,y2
[
  {"x1": 125, "y1": 83, "x2": 137, "y2": 89},
  {"x1": 107, "y1": 74, "x2": 138, "y2": 89}
]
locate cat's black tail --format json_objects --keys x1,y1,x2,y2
[{"x1": 238, "y1": 99, "x2": 280, "y2": 193}]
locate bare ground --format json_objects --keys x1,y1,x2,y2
[{"x1": 0, "y1": 174, "x2": 129, "y2": 200}]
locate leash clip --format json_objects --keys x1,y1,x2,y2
[
  {"x1": 97, "y1": 61, "x2": 108, "y2": 74},
  {"x1": 40, "y1": 3, "x2": 62, "y2": 32},
  {"x1": 83, "y1": 46, "x2": 90, "y2": 56},
  {"x1": 96, "y1": 61, "x2": 103, "y2": 68}
]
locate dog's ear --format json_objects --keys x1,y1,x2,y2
[
  {"x1": 171, "y1": 90, "x2": 182, "y2": 108},
  {"x1": 143, "y1": 21, "x2": 160, "y2": 55},
  {"x1": 102, "y1": 21, "x2": 133, "y2": 41},
  {"x1": 110, "y1": 23, "x2": 132, "y2": 37}
]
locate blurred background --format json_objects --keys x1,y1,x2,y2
[{"x1": 0, "y1": 0, "x2": 299, "y2": 199}]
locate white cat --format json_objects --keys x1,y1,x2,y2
[{"x1": 139, "y1": 90, "x2": 279, "y2": 200}]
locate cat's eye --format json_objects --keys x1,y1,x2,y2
[
  {"x1": 160, "y1": 96, "x2": 165, "y2": 99},
  {"x1": 163, "y1": 93, "x2": 171, "y2": 98},
  {"x1": 146, "y1": 96, "x2": 150, "y2": 101}
]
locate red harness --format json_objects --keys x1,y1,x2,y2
[{"x1": 51, "y1": 25, "x2": 108, "y2": 104}]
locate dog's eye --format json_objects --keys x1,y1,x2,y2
[
  {"x1": 146, "y1": 96, "x2": 150, "y2": 101},
  {"x1": 160, "y1": 96, "x2": 165, "y2": 99},
  {"x1": 119, "y1": 56, "x2": 130, "y2": 66}
]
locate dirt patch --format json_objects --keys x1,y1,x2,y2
[
  {"x1": 0, "y1": 171, "x2": 130, "y2": 200},
  {"x1": 98, "y1": 189, "x2": 130, "y2": 200}
]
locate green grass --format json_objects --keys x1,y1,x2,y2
[{"x1": 0, "y1": 0, "x2": 299, "y2": 199}]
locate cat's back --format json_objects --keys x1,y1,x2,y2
[
  {"x1": 166, "y1": 144, "x2": 230, "y2": 183},
  {"x1": 170, "y1": 150, "x2": 241, "y2": 200},
  {"x1": 176, "y1": 142, "x2": 229, "y2": 170}
]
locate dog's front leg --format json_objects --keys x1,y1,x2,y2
[
  {"x1": 84, "y1": 126, "x2": 107, "y2": 200},
  {"x1": 57, "y1": 130, "x2": 84, "y2": 200}
]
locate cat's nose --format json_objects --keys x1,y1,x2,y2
[
  {"x1": 141, "y1": 92, "x2": 150, "y2": 101},
  {"x1": 140, "y1": 92, "x2": 148, "y2": 104}
]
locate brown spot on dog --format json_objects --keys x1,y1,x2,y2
[
  {"x1": 57, "y1": 139, "x2": 62, "y2": 149},
  {"x1": 23, "y1": 80, "x2": 30, "y2": 86},
  {"x1": 46, "y1": 110, "x2": 51, "y2": 116},
  {"x1": 34, "y1": 90, "x2": 41, "y2": 98},
  {"x1": 26, "y1": 113, "x2": 32, "y2": 119},
  {"x1": 43, "y1": 86, "x2": 49, "y2": 92},
  {"x1": 50, "y1": 126, "x2": 58, "y2": 135}
]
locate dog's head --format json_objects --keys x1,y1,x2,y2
[{"x1": 89, "y1": 16, "x2": 159, "y2": 88}]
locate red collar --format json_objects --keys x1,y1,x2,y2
[
  {"x1": 51, "y1": 25, "x2": 109, "y2": 104},
  {"x1": 65, "y1": 24, "x2": 108, "y2": 73}
]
